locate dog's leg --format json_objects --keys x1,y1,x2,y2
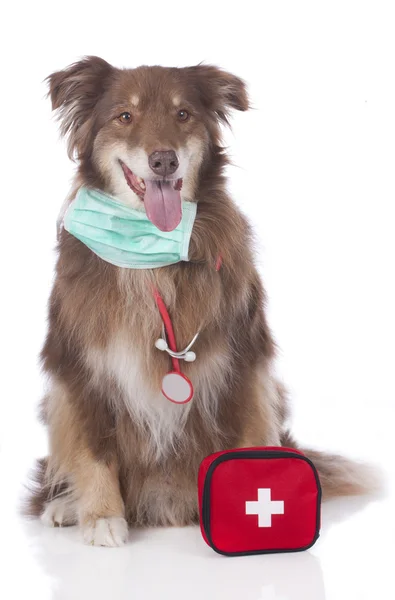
[
  {"x1": 237, "y1": 366, "x2": 284, "y2": 448},
  {"x1": 41, "y1": 496, "x2": 77, "y2": 527},
  {"x1": 44, "y1": 379, "x2": 128, "y2": 547},
  {"x1": 76, "y1": 457, "x2": 128, "y2": 547}
]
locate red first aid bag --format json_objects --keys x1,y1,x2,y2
[{"x1": 198, "y1": 447, "x2": 322, "y2": 556}]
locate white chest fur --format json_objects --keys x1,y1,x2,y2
[{"x1": 85, "y1": 333, "x2": 231, "y2": 460}]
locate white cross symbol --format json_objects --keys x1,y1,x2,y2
[{"x1": 245, "y1": 488, "x2": 285, "y2": 527}]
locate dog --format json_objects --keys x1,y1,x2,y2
[{"x1": 26, "y1": 56, "x2": 373, "y2": 546}]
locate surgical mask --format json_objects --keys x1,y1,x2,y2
[{"x1": 63, "y1": 187, "x2": 197, "y2": 269}]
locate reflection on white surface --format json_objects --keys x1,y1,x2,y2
[
  {"x1": 20, "y1": 520, "x2": 326, "y2": 600},
  {"x1": 259, "y1": 585, "x2": 287, "y2": 600}
]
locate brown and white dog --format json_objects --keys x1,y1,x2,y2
[{"x1": 27, "y1": 56, "x2": 372, "y2": 546}]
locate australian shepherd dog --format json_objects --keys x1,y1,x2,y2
[{"x1": 26, "y1": 56, "x2": 372, "y2": 546}]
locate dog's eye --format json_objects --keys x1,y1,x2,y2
[
  {"x1": 177, "y1": 109, "x2": 189, "y2": 122},
  {"x1": 118, "y1": 112, "x2": 132, "y2": 124}
]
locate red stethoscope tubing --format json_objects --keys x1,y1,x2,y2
[{"x1": 152, "y1": 287, "x2": 180, "y2": 373}]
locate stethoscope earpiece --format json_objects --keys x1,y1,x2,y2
[
  {"x1": 155, "y1": 332, "x2": 199, "y2": 363},
  {"x1": 155, "y1": 338, "x2": 168, "y2": 351}
]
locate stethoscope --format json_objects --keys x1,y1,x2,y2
[
  {"x1": 153, "y1": 287, "x2": 199, "y2": 404},
  {"x1": 153, "y1": 255, "x2": 222, "y2": 405}
]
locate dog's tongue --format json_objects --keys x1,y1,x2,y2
[{"x1": 143, "y1": 181, "x2": 182, "y2": 232}]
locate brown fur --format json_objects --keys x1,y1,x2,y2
[{"x1": 25, "y1": 57, "x2": 375, "y2": 543}]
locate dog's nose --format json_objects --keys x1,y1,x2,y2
[{"x1": 148, "y1": 150, "x2": 179, "y2": 177}]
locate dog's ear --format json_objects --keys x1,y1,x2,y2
[
  {"x1": 46, "y1": 56, "x2": 114, "y2": 159},
  {"x1": 186, "y1": 65, "x2": 250, "y2": 124}
]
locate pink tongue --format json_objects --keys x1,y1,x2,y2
[{"x1": 143, "y1": 181, "x2": 182, "y2": 232}]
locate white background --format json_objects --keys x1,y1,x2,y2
[{"x1": 1, "y1": 1, "x2": 394, "y2": 599}]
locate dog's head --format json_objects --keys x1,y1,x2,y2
[{"x1": 48, "y1": 56, "x2": 249, "y2": 231}]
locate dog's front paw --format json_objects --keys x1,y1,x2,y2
[
  {"x1": 82, "y1": 517, "x2": 128, "y2": 547},
  {"x1": 41, "y1": 499, "x2": 76, "y2": 527}
]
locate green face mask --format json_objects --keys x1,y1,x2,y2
[{"x1": 63, "y1": 187, "x2": 197, "y2": 269}]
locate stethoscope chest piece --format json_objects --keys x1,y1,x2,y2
[
  {"x1": 155, "y1": 327, "x2": 199, "y2": 404},
  {"x1": 161, "y1": 371, "x2": 194, "y2": 404}
]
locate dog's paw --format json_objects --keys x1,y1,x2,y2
[
  {"x1": 82, "y1": 517, "x2": 128, "y2": 547},
  {"x1": 41, "y1": 499, "x2": 74, "y2": 527}
]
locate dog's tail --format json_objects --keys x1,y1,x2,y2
[
  {"x1": 22, "y1": 457, "x2": 69, "y2": 518},
  {"x1": 280, "y1": 431, "x2": 381, "y2": 500}
]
